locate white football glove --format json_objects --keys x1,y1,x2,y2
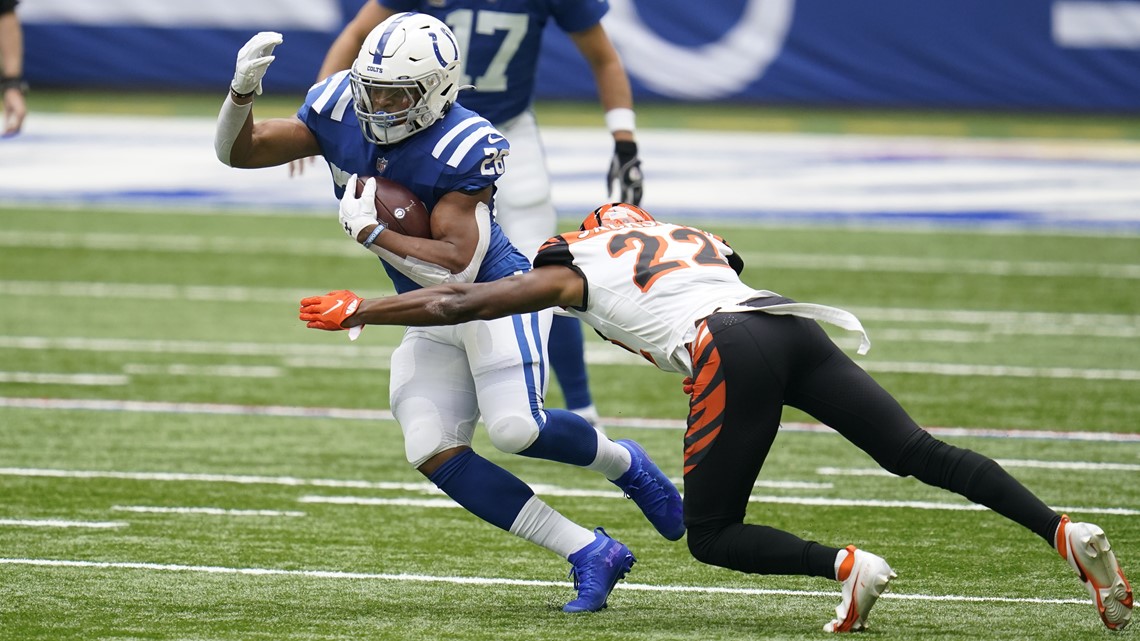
[
  {"x1": 340, "y1": 175, "x2": 380, "y2": 243},
  {"x1": 232, "y1": 31, "x2": 283, "y2": 96}
]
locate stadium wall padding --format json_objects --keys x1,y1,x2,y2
[{"x1": 20, "y1": 0, "x2": 1140, "y2": 111}]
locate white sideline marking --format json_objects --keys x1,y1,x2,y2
[
  {"x1": 0, "y1": 519, "x2": 127, "y2": 529},
  {"x1": 111, "y1": 506, "x2": 305, "y2": 517},
  {"x1": 0, "y1": 558, "x2": 1090, "y2": 606},
  {"x1": 3, "y1": 396, "x2": 1139, "y2": 442}
]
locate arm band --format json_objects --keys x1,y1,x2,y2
[
  {"x1": 604, "y1": 108, "x2": 636, "y2": 133},
  {"x1": 362, "y1": 223, "x2": 386, "y2": 248}
]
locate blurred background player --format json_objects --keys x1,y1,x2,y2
[
  {"x1": 307, "y1": 0, "x2": 646, "y2": 431},
  {"x1": 213, "y1": 14, "x2": 682, "y2": 612},
  {"x1": 300, "y1": 202, "x2": 1133, "y2": 633},
  {"x1": 0, "y1": 0, "x2": 27, "y2": 135}
]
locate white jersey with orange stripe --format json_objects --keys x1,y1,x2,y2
[
  {"x1": 534, "y1": 220, "x2": 872, "y2": 375},
  {"x1": 533, "y1": 221, "x2": 760, "y2": 375}
]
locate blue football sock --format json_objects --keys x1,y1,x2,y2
[
  {"x1": 518, "y1": 409, "x2": 599, "y2": 466},
  {"x1": 549, "y1": 314, "x2": 593, "y2": 410},
  {"x1": 428, "y1": 449, "x2": 534, "y2": 532}
]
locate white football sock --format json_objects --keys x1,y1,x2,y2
[
  {"x1": 583, "y1": 430, "x2": 633, "y2": 480},
  {"x1": 509, "y1": 495, "x2": 597, "y2": 559}
]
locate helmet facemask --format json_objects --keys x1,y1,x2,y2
[{"x1": 351, "y1": 72, "x2": 435, "y2": 145}]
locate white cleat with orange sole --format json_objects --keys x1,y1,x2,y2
[
  {"x1": 1056, "y1": 515, "x2": 1133, "y2": 630},
  {"x1": 824, "y1": 545, "x2": 897, "y2": 633}
]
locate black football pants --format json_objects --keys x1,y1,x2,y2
[{"x1": 682, "y1": 300, "x2": 1061, "y2": 579}]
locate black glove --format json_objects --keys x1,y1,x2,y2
[{"x1": 607, "y1": 140, "x2": 643, "y2": 205}]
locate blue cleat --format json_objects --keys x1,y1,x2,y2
[
  {"x1": 611, "y1": 439, "x2": 686, "y2": 541},
  {"x1": 563, "y1": 527, "x2": 636, "y2": 613}
]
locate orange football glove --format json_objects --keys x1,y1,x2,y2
[
  {"x1": 682, "y1": 376, "x2": 694, "y2": 395},
  {"x1": 299, "y1": 290, "x2": 363, "y2": 331}
]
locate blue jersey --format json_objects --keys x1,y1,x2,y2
[
  {"x1": 297, "y1": 70, "x2": 530, "y2": 294},
  {"x1": 378, "y1": 0, "x2": 608, "y2": 124}
]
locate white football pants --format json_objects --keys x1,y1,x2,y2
[{"x1": 390, "y1": 309, "x2": 554, "y2": 467}]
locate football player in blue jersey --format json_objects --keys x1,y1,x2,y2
[
  {"x1": 213, "y1": 13, "x2": 681, "y2": 613},
  {"x1": 308, "y1": 0, "x2": 646, "y2": 432}
]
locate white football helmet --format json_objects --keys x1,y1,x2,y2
[{"x1": 350, "y1": 12, "x2": 462, "y2": 145}]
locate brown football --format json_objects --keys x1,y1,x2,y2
[{"x1": 355, "y1": 176, "x2": 431, "y2": 238}]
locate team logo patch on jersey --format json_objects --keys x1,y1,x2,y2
[{"x1": 375, "y1": 157, "x2": 389, "y2": 173}]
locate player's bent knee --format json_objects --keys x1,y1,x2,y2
[
  {"x1": 685, "y1": 524, "x2": 722, "y2": 566},
  {"x1": 485, "y1": 414, "x2": 540, "y2": 454},
  {"x1": 400, "y1": 413, "x2": 449, "y2": 468}
]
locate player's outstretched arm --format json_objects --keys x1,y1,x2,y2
[
  {"x1": 569, "y1": 23, "x2": 643, "y2": 205},
  {"x1": 215, "y1": 32, "x2": 321, "y2": 168},
  {"x1": 300, "y1": 267, "x2": 584, "y2": 331}
]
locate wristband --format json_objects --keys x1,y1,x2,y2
[
  {"x1": 230, "y1": 86, "x2": 255, "y2": 100},
  {"x1": 362, "y1": 222, "x2": 387, "y2": 248},
  {"x1": 0, "y1": 76, "x2": 28, "y2": 95},
  {"x1": 604, "y1": 108, "x2": 636, "y2": 133}
]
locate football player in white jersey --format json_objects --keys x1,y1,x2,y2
[
  {"x1": 300, "y1": 202, "x2": 1133, "y2": 633},
  {"x1": 305, "y1": 0, "x2": 645, "y2": 431},
  {"x1": 214, "y1": 14, "x2": 683, "y2": 613}
]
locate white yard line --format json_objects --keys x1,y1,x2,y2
[
  {"x1": 0, "y1": 557, "x2": 1090, "y2": 606},
  {"x1": 298, "y1": 496, "x2": 460, "y2": 509},
  {"x1": 122, "y1": 364, "x2": 283, "y2": 379},
  {"x1": 299, "y1": 493, "x2": 1137, "y2": 516},
  {"x1": 3, "y1": 397, "x2": 1139, "y2": 442},
  {"x1": 820, "y1": 459, "x2": 1140, "y2": 475},
  {"x1": 4, "y1": 232, "x2": 1137, "y2": 278},
  {"x1": 863, "y1": 361, "x2": 1140, "y2": 381},
  {"x1": 0, "y1": 372, "x2": 128, "y2": 386},
  {"x1": 0, "y1": 519, "x2": 127, "y2": 529},
  {"x1": 2, "y1": 333, "x2": 1139, "y2": 380},
  {"x1": 744, "y1": 495, "x2": 1138, "y2": 516},
  {"x1": 0, "y1": 468, "x2": 1132, "y2": 516},
  {"x1": 111, "y1": 506, "x2": 305, "y2": 517}
]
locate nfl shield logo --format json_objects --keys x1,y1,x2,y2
[{"x1": 375, "y1": 157, "x2": 389, "y2": 173}]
